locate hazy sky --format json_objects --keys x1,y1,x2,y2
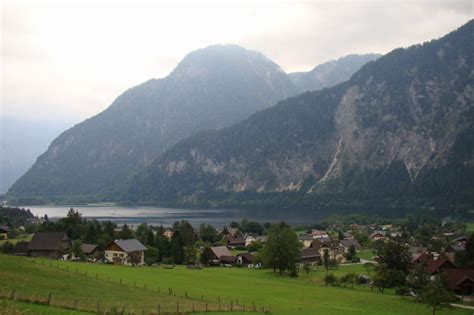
[{"x1": 2, "y1": 0, "x2": 473, "y2": 123}]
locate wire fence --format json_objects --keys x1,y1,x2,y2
[{"x1": 0, "y1": 258, "x2": 272, "y2": 314}]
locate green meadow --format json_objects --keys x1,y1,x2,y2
[{"x1": 1, "y1": 254, "x2": 470, "y2": 315}]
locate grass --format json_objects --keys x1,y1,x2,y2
[
  {"x1": 0, "y1": 254, "x2": 224, "y2": 314},
  {"x1": 357, "y1": 248, "x2": 375, "y2": 261},
  {"x1": 8, "y1": 255, "x2": 469, "y2": 315},
  {"x1": 0, "y1": 234, "x2": 32, "y2": 246},
  {"x1": 0, "y1": 299, "x2": 90, "y2": 314},
  {"x1": 466, "y1": 222, "x2": 474, "y2": 233}
]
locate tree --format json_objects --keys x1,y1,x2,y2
[
  {"x1": 72, "y1": 240, "x2": 85, "y2": 261},
  {"x1": 322, "y1": 248, "x2": 330, "y2": 274},
  {"x1": 407, "y1": 263, "x2": 430, "y2": 294},
  {"x1": 261, "y1": 222, "x2": 301, "y2": 276},
  {"x1": 135, "y1": 223, "x2": 149, "y2": 245},
  {"x1": 377, "y1": 241, "x2": 411, "y2": 272},
  {"x1": 247, "y1": 241, "x2": 263, "y2": 252},
  {"x1": 144, "y1": 247, "x2": 160, "y2": 266},
  {"x1": 200, "y1": 246, "x2": 214, "y2": 266},
  {"x1": 171, "y1": 230, "x2": 185, "y2": 264},
  {"x1": 324, "y1": 273, "x2": 337, "y2": 286},
  {"x1": 456, "y1": 233, "x2": 474, "y2": 268},
  {"x1": 340, "y1": 273, "x2": 357, "y2": 288},
  {"x1": 118, "y1": 224, "x2": 134, "y2": 240},
  {"x1": 199, "y1": 224, "x2": 218, "y2": 243},
  {"x1": 345, "y1": 244, "x2": 357, "y2": 262},
  {"x1": 146, "y1": 229, "x2": 155, "y2": 247},
  {"x1": 417, "y1": 275, "x2": 456, "y2": 315}
]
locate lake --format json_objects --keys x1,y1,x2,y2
[{"x1": 22, "y1": 205, "x2": 324, "y2": 228}]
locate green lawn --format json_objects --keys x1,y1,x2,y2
[
  {"x1": 0, "y1": 254, "x2": 222, "y2": 314},
  {"x1": 466, "y1": 222, "x2": 474, "y2": 233},
  {"x1": 357, "y1": 248, "x2": 375, "y2": 261},
  {"x1": 0, "y1": 234, "x2": 32, "y2": 246},
  {"x1": 0, "y1": 299, "x2": 89, "y2": 315},
  {"x1": 9, "y1": 255, "x2": 469, "y2": 315}
]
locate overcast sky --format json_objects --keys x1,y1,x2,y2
[{"x1": 1, "y1": 0, "x2": 473, "y2": 123}]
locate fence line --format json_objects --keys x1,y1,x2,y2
[{"x1": 20, "y1": 259, "x2": 272, "y2": 314}]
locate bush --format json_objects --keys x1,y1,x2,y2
[{"x1": 324, "y1": 273, "x2": 338, "y2": 286}]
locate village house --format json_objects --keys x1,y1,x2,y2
[
  {"x1": 426, "y1": 255, "x2": 456, "y2": 276},
  {"x1": 13, "y1": 241, "x2": 30, "y2": 256},
  {"x1": 225, "y1": 235, "x2": 245, "y2": 249},
  {"x1": 443, "y1": 269, "x2": 474, "y2": 296},
  {"x1": 163, "y1": 229, "x2": 174, "y2": 239},
  {"x1": 443, "y1": 244, "x2": 465, "y2": 264},
  {"x1": 300, "y1": 247, "x2": 321, "y2": 265},
  {"x1": 209, "y1": 246, "x2": 236, "y2": 265},
  {"x1": 0, "y1": 226, "x2": 9, "y2": 240},
  {"x1": 245, "y1": 235, "x2": 256, "y2": 247},
  {"x1": 256, "y1": 235, "x2": 268, "y2": 244},
  {"x1": 104, "y1": 239, "x2": 147, "y2": 266},
  {"x1": 298, "y1": 235, "x2": 314, "y2": 248},
  {"x1": 236, "y1": 252, "x2": 254, "y2": 266},
  {"x1": 307, "y1": 230, "x2": 329, "y2": 239},
  {"x1": 339, "y1": 239, "x2": 361, "y2": 253},
  {"x1": 27, "y1": 232, "x2": 72, "y2": 259},
  {"x1": 370, "y1": 231, "x2": 387, "y2": 241},
  {"x1": 81, "y1": 243, "x2": 100, "y2": 260}
]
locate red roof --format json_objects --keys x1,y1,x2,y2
[
  {"x1": 426, "y1": 256, "x2": 455, "y2": 275},
  {"x1": 443, "y1": 269, "x2": 474, "y2": 292}
]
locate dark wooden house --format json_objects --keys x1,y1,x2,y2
[{"x1": 27, "y1": 232, "x2": 71, "y2": 258}]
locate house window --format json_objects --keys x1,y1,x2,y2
[
  {"x1": 113, "y1": 253, "x2": 117, "y2": 257},
  {"x1": 120, "y1": 253, "x2": 124, "y2": 257}
]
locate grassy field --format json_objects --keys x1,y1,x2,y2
[
  {"x1": 3, "y1": 255, "x2": 469, "y2": 315},
  {"x1": 466, "y1": 222, "x2": 474, "y2": 233},
  {"x1": 357, "y1": 248, "x2": 375, "y2": 261},
  {"x1": 0, "y1": 234, "x2": 32, "y2": 246},
  {"x1": 0, "y1": 254, "x2": 225, "y2": 314},
  {"x1": 0, "y1": 299, "x2": 89, "y2": 315}
]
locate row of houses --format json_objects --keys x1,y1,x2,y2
[
  {"x1": 298, "y1": 234, "x2": 361, "y2": 264},
  {"x1": 13, "y1": 232, "x2": 147, "y2": 266}
]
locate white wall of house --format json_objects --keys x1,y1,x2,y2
[{"x1": 105, "y1": 250, "x2": 128, "y2": 263}]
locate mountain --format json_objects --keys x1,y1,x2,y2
[
  {"x1": 0, "y1": 117, "x2": 70, "y2": 193},
  {"x1": 8, "y1": 45, "x2": 297, "y2": 200},
  {"x1": 289, "y1": 54, "x2": 381, "y2": 93},
  {"x1": 125, "y1": 20, "x2": 474, "y2": 210},
  {"x1": 8, "y1": 43, "x2": 379, "y2": 203}
]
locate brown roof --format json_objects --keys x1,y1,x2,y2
[
  {"x1": 301, "y1": 247, "x2": 321, "y2": 259},
  {"x1": 210, "y1": 246, "x2": 231, "y2": 259},
  {"x1": 238, "y1": 252, "x2": 253, "y2": 263},
  {"x1": 443, "y1": 269, "x2": 474, "y2": 291},
  {"x1": 426, "y1": 256, "x2": 455, "y2": 275},
  {"x1": 226, "y1": 235, "x2": 245, "y2": 245},
  {"x1": 220, "y1": 255, "x2": 237, "y2": 263},
  {"x1": 14, "y1": 241, "x2": 30, "y2": 254},
  {"x1": 28, "y1": 232, "x2": 70, "y2": 251},
  {"x1": 81, "y1": 243, "x2": 98, "y2": 255}
]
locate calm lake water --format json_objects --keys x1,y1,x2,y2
[{"x1": 22, "y1": 205, "x2": 323, "y2": 228}]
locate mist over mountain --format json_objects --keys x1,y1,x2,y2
[
  {"x1": 7, "y1": 44, "x2": 382, "y2": 203},
  {"x1": 125, "y1": 21, "x2": 474, "y2": 210},
  {"x1": 289, "y1": 54, "x2": 381, "y2": 93},
  {"x1": 0, "y1": 117, "x2": 70, "y2": 193}
]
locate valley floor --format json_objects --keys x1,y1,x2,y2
[{"x1": 0, "y1": 254, "x2": 471, "y2": 315}]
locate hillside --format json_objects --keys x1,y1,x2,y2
[
  {"x1": 126, "y1": 20, "x2": 474, "y2": 209},
  {"x1": 289, "y1": 54, "x2": 380, "y2": 93},
  {"x1": 8, "y1": 45, "x2": 296, "y2": 200},
  {"x1": 8, "y1": 45, "x2": 377, "y2": 203}
]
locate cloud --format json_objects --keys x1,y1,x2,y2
[{"x1": 1, "y1": 0, "x2": 473, "y2": 122}]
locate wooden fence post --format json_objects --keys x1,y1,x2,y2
[
  {"x1": 231, "y1": 300, "x2": 233, "y2": 311},
  {"x1": 176, "y1": 301, "x2": 179, "y2": 313},
  {"x1": 157, "y1": 304, "x2": 160, "y2": 315},
  {"x1": 10, "y1": 289, "x2": 16, "y2": 300},
  {"x1": 74, "y1": 300, "x2": 78, "y2": 309},
  {"x1": 185, "y1": 291, "x2": 187, "y2": 298},
  {"x1": 47, "y1": 293, "x2": 52, "y2": 305},
  {"x1": 205, "y1": 302, "x2": 208, "y2": 312},
  {"x1": 96, "y1": 300, "x2": 100, "y2": 314},
  {"x1": 192, "y1": 302, "x2": 195, "y2": 312}
]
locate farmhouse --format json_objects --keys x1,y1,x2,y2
[
  {"x1": 13, "y1": 241, "x2": 30, "y2": 256},
  {"x1": 163, "y1": 229, "x2": 174, "y2": 239},
  {"x1": 209, "y1": 246, "x2": 235, "y2": 265},
  {"x1": 105, "y1": 239, "x2": 147, "y2": 266},
  {"x1": 370, "y1": 231, "x2": 387, "y2": 241},
  {"x1": 426, "y1": 256, "x2": 455, "y2": 275},
  {"x1": 81, "y1": 243, "x2": 100, "y2": 259},
  {"x1": 339, "y1": 239, "x2": 361, "y2": 252},
  {"x1": 27, "y1": 232, "x2": 72, "y2": 258},
  {"x1": 225, "y1": 235, "x2": 245, "y2": 249},
  {"x1": 307, "y1": 230, "x2": 329, "y2": 239},
  {"x1": 237, "y1": 252, "x2": 254, "y2": 266},
  {"x1": 245, "y1": 235, "x2": 256, "y2": 247},
  {"x1": 443, "y1": 269, "x2": 474, "y2": 296},
  {"x1": 0, "y1": 226, "x2": 9, "y2": 240},
  {"x1": 298, "y1": 235, "x2": 313, "y2": 248},
  {"x1": 300, "y1": 247, "x2": 321, "y2": 265}
]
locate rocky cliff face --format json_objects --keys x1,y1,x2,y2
[{"x1": 127, "y1": 20, "x2": 474, "y2": 207}]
